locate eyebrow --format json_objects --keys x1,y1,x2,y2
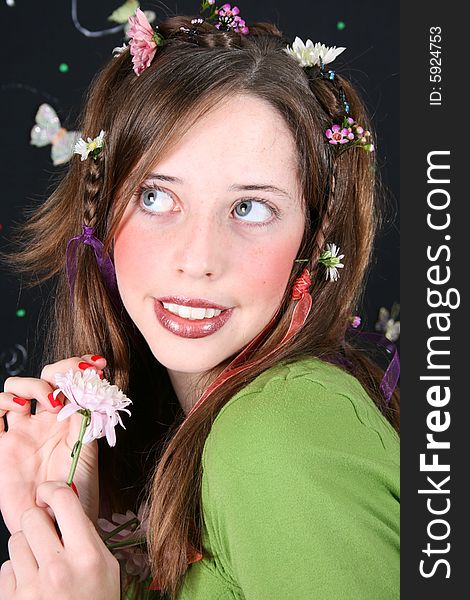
[{"x1": 146, "y1": 173, "x2": 291, "y2": 199}]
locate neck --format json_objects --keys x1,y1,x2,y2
[{"x1": 167, "y1": 369, "x2": 207, "y2": 415}]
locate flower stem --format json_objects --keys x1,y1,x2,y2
[
  {"x1": 102, "y1": 517, "x2": 139, "y2": 542},
  {"x1": 66, "y1": 410, "x2": 91, "y2": 487},
  {"x1": 107, "y1": 537, "x2": 146, "y2": 550}
]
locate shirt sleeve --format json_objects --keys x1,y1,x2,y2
[{"x1": 201, "y1": 373, "x2": 400, "y2": 600}]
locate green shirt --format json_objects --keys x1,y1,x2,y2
[{"x1": 178, "y1": 358, "x2": 399, "y2": 599}]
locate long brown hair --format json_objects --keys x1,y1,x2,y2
[{"x1": 3, "y1": 16, "x2": 399, "y2": 598}]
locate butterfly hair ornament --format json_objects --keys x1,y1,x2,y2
[{"x1": 30, "y1": 104, "x2": 80, "y2": 166}]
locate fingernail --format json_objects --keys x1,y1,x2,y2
[
  {"x1": 91, "y1": 355, "x2": 104, "y2": 361},
  {"x1": 78, "y1": 362, "x2": 94, "y2": 370},
  {"x1": 48, "y1": 392, "x2": 62, "y2": 408},
  {"x1": 13, "y1": 397, "x2": 28, "y2": 406},
  {"x1": 70, "y1": 482, "x2": 79, "y2": 498},
  {"x1": 99, "y1": 372, "x2": 103, "y2": 379}
]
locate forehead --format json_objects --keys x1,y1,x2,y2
[{"x1": 147, "y1": 94, "x2": 300, "y2": 188}]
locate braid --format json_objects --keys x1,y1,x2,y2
[
  {"x1": 82, "y1": 155, "x2": 104, "y2": 230},
  {"x1": 310, "y1": 161, "x2": 337, "y2": 278}
]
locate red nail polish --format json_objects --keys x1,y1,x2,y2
[
  {"x1": 99, "y1": 372, "x2": 103, "y2": 379},
  {"x1": 48, "y1": 392, "x2": 62, "y2": 408},
  {"x1": 70, "y1": 482, "x2": 79, "y2": 498},
  {"x1": 91, "y1": 355, "x2": 104, "y2": 361},
  {"x1": 78, "y1": 362, "x2": 93, "y2": 370},
  {"x1": 13, "y1": 397, "x2": 28, "y2": 406}
]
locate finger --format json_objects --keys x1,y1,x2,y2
[
  {"x1": 8, "y1": 530, "x2": 38, "y2": 586},
  {"x1": 0, "y1": 393, "x2": 31, "y2": 415},
  {"x1": 0, "y1": 393, "x2": 31, "y2": 434},
  {"x1": 82, "y1": 354, "x2": 107, "y2": 369},
  {"x1": 3, "y1": 377, "x2": 64, "y2": 414},
  {"x1": 0, "y1": 560, "x2": 16, "y2": 596},
  {"x1": 41, "y1": 357, "x2": 105, "y2": 383},
  {"x1": 36, "y1": 482, "x2": 100, "y2": 551},
  {"x1": 20, "y1": 507, "x2": 64, "y2": 568}
]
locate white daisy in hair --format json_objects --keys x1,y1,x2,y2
[
  {"x1": 284, "y1": 37, "x2": 346, "y2": 68},
  {"x1": 319, "y1": 242, "x2": 345, "y2": 282},
  {"x1": 74, "y1": 130, "x2": 105, "y2": 161},
  {"x1": 311, "y1": 42, "x2": 346, "y2": 66}
]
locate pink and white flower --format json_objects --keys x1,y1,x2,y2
[
  {"x1": 54, "y1": 368, "x2": 132, "y2": 446},
  {"x1": 127, "y1": 8, "x2": 161, "y2": 76}
]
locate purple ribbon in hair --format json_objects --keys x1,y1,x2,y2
[
  {"x1": 354, "y1": 330, "x2": 400, "y2": 405},
  {"x1": 327, "y1": 329, "x2": 400, "y2": 406},
  {"x1": 66, "y1": 225, "x2": 118, "y2": 303}
]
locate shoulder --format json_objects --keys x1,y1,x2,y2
[
  {"x1": 203, "y1": 357, "x2": 399, "y2": 471},
  {"x1": 200, "y1": 358, "x2": 400, "y2": 597}
]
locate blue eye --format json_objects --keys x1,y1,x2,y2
[
  {"x1": 140, "y1": 188, "x2": 174, "y2": 213},
  {"x1": 234, "y1": 200, "x2": 273, "y2": 223}
]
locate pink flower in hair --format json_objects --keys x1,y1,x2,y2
[
  {"x1": 218, "y1": 3, "x2": 240, "y2": 17},
  {"x1": 325, "y1": 123, "x2": 354, "y2": 145},
  {"x1": 215, "y1": 4, "x2": 249, "y2": 34},
  {"x1": 233, "y1": 16, "x2": 249, "y2": 34},
  {"x1": 351, "y1": 315, "x2": 362, "y2": 328},
  {"x1": 127, "y1": 8, "x2": 164, "y2": 76}
]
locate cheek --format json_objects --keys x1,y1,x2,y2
[
  {"x1": 113, "y1": 222, "x2": 155, "y2": 290},
  {"x1": 241, "y1": 238, "x2": 300, "y2": 306}
]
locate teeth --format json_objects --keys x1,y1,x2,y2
[{"x1": 162, "y1": 302, "x2": 223, "y2": 320}]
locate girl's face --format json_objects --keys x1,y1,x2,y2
[{"x1": 114, "y1": 94, "x2": 305, "y2": 375}]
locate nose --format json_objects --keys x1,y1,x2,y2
[{"x1": 173, "y1": 213, "x2": 225, "y2": 280}]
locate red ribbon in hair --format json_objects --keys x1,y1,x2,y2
[{"x1": 292, "y1": 269, "x2": 311, "y2": 300}]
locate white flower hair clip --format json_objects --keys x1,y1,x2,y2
[
  {"x1": 284, "y1": 38, "x2": 346, "y2": 68},
  {"x1": 318, "y1": 243, "x2": 345, "y2": 282},
  {"x1": 73, "y1": 130, "x2": 105, "y2": 161}
]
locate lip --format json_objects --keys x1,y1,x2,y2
[{"x1": 154, "y1": 299, "x2": 234, "y2": 339}]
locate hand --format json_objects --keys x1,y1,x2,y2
[
  {"x1": 0, "y1": 355, "x2": 107, "y2": 534},
  {"x1": 0, "y1": 481, "x2": 120, "y2": 600}
]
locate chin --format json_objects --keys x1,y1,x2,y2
[{"x1": 148, "y1": 343, "x2": 232, "y2": 375}]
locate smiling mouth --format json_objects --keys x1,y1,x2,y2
[{"x1": 154, "y1": 300, "x2": 233, "y2": 339}]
